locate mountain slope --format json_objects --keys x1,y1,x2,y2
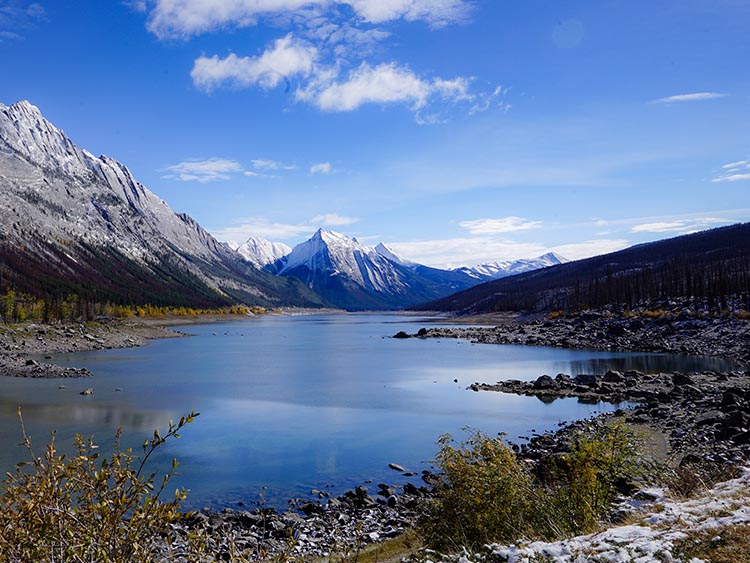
[
  {"x1": 454, "y1": 252, "x2": 569, "y2": 281},
  {"x1": 273, "y1": 229, "x2": 478, "y2": 310},
  {"x1": 236, "y1": 237, "x2": 291, "y2": 269},
  {"x1": 0, "y1": 101, "x2": 324, "y2": 308},
  {"x1": 414, "y1": 223, "x2": 750, "y2": 314}
]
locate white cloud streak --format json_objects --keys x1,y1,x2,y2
[
  {"x1": 631, "y1": 217, "x2": 730, "y2": 233},
  {"x1": 310, "y1": 213, "x2": 358, "y2": 226},
  {"x1": 387, "y1": 237, "x2": 630, "y2": 269},
  {"x1": 713, "y1": 158, "x2": 750, "y2": 183},
  {"x1": 310, "y1": 162, "x2": 333, "y2": 174},
  {"x1": 211, "y1": 217, "x2": 316, "y2": 242},
  {"x1": 147, "y1": 0, "x2": 471, "y2": 39},
  {"x1": 652, "y1": 92, "x2": 727, "y2": 104},
  {"x1": 459, "y1": 216, "x2": 543, "y2": 235},
  {"x1": 251, "y1": 158, "x2": 297, "y2": 170},
  {"x1": 162, "y1": 158, "x2": 245, "y2": 182}
]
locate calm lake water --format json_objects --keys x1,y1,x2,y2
[{"x1": 0, "y1": 314, "x2": 736, "y2": 509}]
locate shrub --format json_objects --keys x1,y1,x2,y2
[
  {"x1": 420, "y1": 424, "x2": 642, "y2": 550},
  {"x1": 0, "y1": 409, "x2": 198, "y2": 563},
  {"x1": 420, "y1": 431, "x2": 535, "y2": 551},
  {"x1": 536, "y1": 423, "x2": 640, "y2": 537}
]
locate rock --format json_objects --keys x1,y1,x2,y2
[
  {"x1": 555, "y1": 373, "x2": 572, "y2": 384},
  {"x1": 603, "y1": 370, "x2": 624, "y2": 383},
  {"x1": 672, "y1": 373, "x2": 695, "y2": 386},
  {"x1": 533, "y1": 374, "x2": 557, "y2": 390},
  {"x1": 80, "y1": 387, "x2": 94, "y2": 396},
  {"x1": 388, "y1": 463, "x2": 406, "y2": 472},
  {"x1": 721, "y1": 388, "x2": 745, "y2": 410},
  {"x1": 392, "y1": 331, "x2": 410, "y2": 339},
  {"x1": 574, "y1": 373, "x2": 598, "y2": 387}
]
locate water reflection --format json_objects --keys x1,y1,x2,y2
[{"x1": 0, "y1": 314, "x2": 734, "y2": 509}]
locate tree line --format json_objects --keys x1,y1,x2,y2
[{"x1": 0, "y1": 289, "x2": 260, "y2": 324}]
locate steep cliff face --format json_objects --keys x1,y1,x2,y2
[{"x1": 0, "y1": 101, "x2": 324, "y2": 308}]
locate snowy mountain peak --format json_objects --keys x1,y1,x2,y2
[
  {"x1": 536, "y1": 252, "x2": 568, "y2": 265},
  {"x1": 277, "y1": 229, "x2": 411, "y2": 298},
  {"x1": 374, "y1": 242, "x2": 414, "y2": 266},
  {"x1": 0, "y1": 99, "x2": 98, "y2": 178},
  {"x1": 236, "y1": 236, "x2": 291, "y2": 269},
  {"x1": 456, "y1": 252, "x2": 569, "y2": 281}
]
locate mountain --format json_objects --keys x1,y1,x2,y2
[
  {"x1": 374, "y1": 242, "x2": 414, "y2": 266},
  {"x1": 272, "y1": 229, "x2": 479, "y2": 310},
  {"x1": 0, "y1": 100, "x2": 324, "y2": 308},
  {"x1": 414, "y1": 223, "x2": 750, "y2": 314},
  {"x1": 455, "y1": 252, "x2": 569, "y2": 281},
  {"x1": 236, "y1": 237, "x2": 291, "y2": 269}
]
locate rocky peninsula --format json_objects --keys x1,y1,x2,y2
[{"x1": 398, "y1": 312, "x2": 750, "y2": 465}]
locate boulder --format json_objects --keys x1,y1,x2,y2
[{"x1": 533, "y1": 375, "x2": 557, "y2": 390}]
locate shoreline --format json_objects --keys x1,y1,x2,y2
[
  {"x1": 2, "y1": 311, "x2": 749, "y2": 558},
  {"x1": 400, "y1": 313, "x2": 750, "y2": 465}
]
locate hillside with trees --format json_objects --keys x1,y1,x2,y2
[{"x1": 414, "y1": 223, "x2": 750, "y2": 315}]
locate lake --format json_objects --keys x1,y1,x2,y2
[{"x1": 0, "y1": 314, "x2": 736, "y2": 509}]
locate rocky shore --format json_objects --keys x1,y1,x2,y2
[
  {"x1": 398, "y1": 313, "x2": 750, "y2": 465},
  {"x1": 0, "y1": 320, "x2": 186, "y2": 378},
  {"x1": 164, "y1": 480, "x2": 433, "y2": 559},
  {"x1": 406, "y1": 312, "x2": 750, "y2": 365}
]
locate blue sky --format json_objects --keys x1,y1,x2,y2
[{"x1": 1, "y1": 0, "x2": 749, "y2": 268}]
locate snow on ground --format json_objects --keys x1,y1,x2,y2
[{"x1": 431, "y1": 468, "x2": 750, "y2": 563}]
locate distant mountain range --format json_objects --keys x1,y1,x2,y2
[
  {"x1": 415, "y1": 223, "x2": 750, "y2": 315},
  {"x1": 230, "y1": 229, "x2": 568, "y2": 310},
  {"x1": 0, "y1": 99, "x2": 587, "y2": 312},
  {"x1": 0, "y1": 101, "x2": 324, "y2": 308}
]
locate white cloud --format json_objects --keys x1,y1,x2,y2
[
  {"x1": 548, "y1": 239, "x2": 630, "y2": 261},
  {"x1": 310, "y1": 162, "x2": 333, "y2": 174},
  {"x1": 0, "y1": 1, "x2": 45, "y2": 41},
  {"x1": 631, "y1": 217, "x2": 730, "y2": 233},
  {"x1": 652, "y1": 92, "x2": 726, "y2": 104},
  {"x1": 146, "y1": 0, "x2": 497, "y2": 121},
  {"x1": 310, "y1": 213, "x2": 358, "y2": 226},
  {"x1": 192, "y1": 34, "x2": 316, "y2": 92},
  {"x1": 251, "y1": 158, "x2": 297, "y2": 170},
  {"x1": 299, "y1": 61, "x2": 473, "y2": 113},
  {"x1": 722, "y1": 160, "x2": 749, "y2": 170},
  {"x1": 347, "y1": 0, "x2": 470, "y2": 26},
  {"x1": 713, "y1": 158, "x2": 750, "y2": 183},
  {"x1": 211, "y1": 217, "x2": 316, "y2": 242},
  {"x1": 387, "y1": 237, "x2": 548, "y2": 269},
  {"x1": 163, "y1": 158, "x2": 245, "y2": 182},
  {"x1": 459, "y1": 216, "x2": 543, "y2": 235},
  {"x1": 387, "y1": 236, "x2": 630, "y2": 269},
  {"x1": 146, "y1": 0, "x2": 471, "y2": 39},
  {"x1": 123, "y1": 0, "x2": 147, "y2": 12},
  {"x1": 714, "y1": 173, "x2": 750, "y2": 182}
]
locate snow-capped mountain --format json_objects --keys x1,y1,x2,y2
[
  {"x1": 272, "y1": 229, "x2": 476, "y2": 309},
  {"x1": 0, "y1": 100, "x2": 322, "y2": 308},
  {"x1": 236, "y1": 237, "x2": 291, "y2": 269},
  {"x1": 374, "y1": 242, "x2": 414, "y2": 266},
  {"x1": 275, "y1": 229, "x2": 409, "y2": 302},
  {"x1": 455, "y1": 252, "x2": 569, "y2": 281}
]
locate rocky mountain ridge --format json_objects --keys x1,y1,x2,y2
[{"x1": 0, "y1": 100, "x2": 323, "y2": 308}]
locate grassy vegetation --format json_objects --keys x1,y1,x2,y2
[
  {"x1": 673, "y1": 523, "x2": 750, "y2": 562},
  {"x1": 419, "y1": 424, "x2": 644, "y2": 551},
  {"x1": 0, "y1": 410, "x2": 199, "y2": 563}
]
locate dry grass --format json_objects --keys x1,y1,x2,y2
[{"x1": 673, "y1": 523, "x2": 750, "y2": 562}]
